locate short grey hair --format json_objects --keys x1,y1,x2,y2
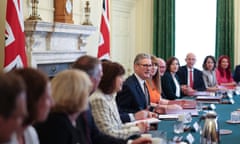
[
  {"x1": 134, "y1": 53, "x2": 151, "y2": 64},
  {"x1": 72, "y1": 55, "x2": 101, "y2": 78}
]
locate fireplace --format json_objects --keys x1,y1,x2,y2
[{"x1": 24, "y1": 21, "x2": 96, "y2": 76}]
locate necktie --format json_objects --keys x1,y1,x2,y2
[
  {"x1": 189, "y1": 70, "x2": 193, "y2": 88},
  {"x1": 143, "y1": 82, "x2": 149, "y2": 105}
]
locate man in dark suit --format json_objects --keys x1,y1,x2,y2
[
  {"x1": 116, "y1": 53, "x2": 156, "y2": 119},
  {"x1": 177, "y1": 53, "x2": 206, "y2": 95},
  {"x1": 233, "y1": 65, "x2": 240, "y2": 83}
]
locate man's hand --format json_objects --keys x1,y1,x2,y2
[
  {"x1": 134, "y1": 110, "x2": 148, "y2": 120},
  {"x1": 134, "y1": 110, "x2": 158, "y2": 120}
]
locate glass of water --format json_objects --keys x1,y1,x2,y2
[{"x1": 173, "y1": 121, "x2": 184, "y2": 134}]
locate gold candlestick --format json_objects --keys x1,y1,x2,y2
[
  {"x1": 27, "y1": 0, "x2": 42, "y2": 21},
  {"x1": 82, "y1": 1, "x2": 92, "y2": 25}
]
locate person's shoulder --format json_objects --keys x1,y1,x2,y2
[
  {"x1": 202, "y1": 70, "x2": 209, "y2": 75},
  {"x1": 162, "y1": 71, "x2": 171, "y2": 77},
  {"x1": 194, "y1": 68, "x2": 201, "y2": 72},
  {"x1": 90, "y1": 89, "x2": 105, "y2": 100},
  {"x1": 235, "y1": 65, "x2": 240, "y2": 69},
  {"x1": 124, "y1": 74, "x2": 137, "y2": 84},
  {"x1": 179, "y1": 66, "x2": 187, "y2": 71},
  {"x1": 46, "y1": 112, "x2": 70, "y2": 125},
  {"x1": 24, "y1": 126, "x2": 39, "y2": 144}
]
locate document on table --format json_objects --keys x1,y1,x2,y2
[
  {"x1": 158, "y1": 114, "x2": 179, "y2": 120},
  {"x1": 125, "y1": 118, "x2": 161, "y2": 127}
]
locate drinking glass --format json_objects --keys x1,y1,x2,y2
[
  {"x1": 149, "y1": 131, "x2": 167, "y2": 144},
  {"x1": 196, "y1": 102, "x2": 203, "y2": 112},
  {"x1": 173, "y1": 121, "x2": 184, "y2": 134},
  {"x1": 231, "y1": 111, "x2": 240, "y2": 122}
]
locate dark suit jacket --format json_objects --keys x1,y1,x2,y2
[
  {"x1": 177, "y1": 65, "x2": 206, "y2": 91},
  {"x1": 161, "y1": 71, "x2": 182, "y2": 100},
  {"x1": 116, "y1": 74, "x2": 148, "y2": 116},
  {"x1": 233, "y1": 65, "x2": 240, "y2": 83},
  {"x1": 77, "y1": 106, "x2": 126, "y2": 144},
  {"x1": 35, "y1": 112, "x2": 87, "y2": 144}
]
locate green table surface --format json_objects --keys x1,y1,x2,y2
[{"x1": 156, "y1": 95, "x2": 240, "y2": 143}]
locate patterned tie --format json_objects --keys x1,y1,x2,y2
[
  {"x1": 189, "y1": 70, "x2": 193, "y2": 88},
  {"x1": 143, "y1": 82, "x2": 149, "y2": 105}
]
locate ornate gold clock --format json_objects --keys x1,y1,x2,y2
[{"x1": 54, "y1": 0, "x2": 74, "y2": 23}]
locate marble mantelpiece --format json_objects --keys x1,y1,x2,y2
[{"x1": 24, "y1": 21, "x2": 96, "y2": 67}]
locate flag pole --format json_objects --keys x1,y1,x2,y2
[{"x1": 0, "y1": 0, "x2": 7, "y2": 69}]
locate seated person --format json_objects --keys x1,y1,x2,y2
[
  {"x1": 0, "y1": 72, "x2": 26, "y2": 143},
  {"x1": 146, "y1": 56, "x2": 182, "y2": 112},
  {"x1": 233, "y1": 64, "x2": 240, "y2": 83},
  {"x1": 73, "y1": 55, "x2": 126, "y2": 144},
  {"x1": 177, "y1": 53, "x2": 206, "y2": 95},
  {"x1": 202, "y1": 55, "x2": 219, "y2": 92},
  {"x1": 90, "y1": 61, "x2": 149, "y2": 139},
  {"x1": 10, "y1": 68, "x2": 54, "y2": 144},
  {"x1": 162, "y1": 57, "x2": 182, "y2": 100},
  {"x1": 216, "y1": 55, "x2": 236, "y2": 87},
  {"x1": 35, "y1": 70, "x2": 92, "y2": 144},
  {"x1": 146, "y1": 55, "x2": 165, "y2": 103},
  {"x1": 116, "y1": 53, "x2": 157, "y2": 121},
  {"x1": 157, "y1": 58, "x2": 166, "y2": 76}
]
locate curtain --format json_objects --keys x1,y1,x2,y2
[
  {"x1": 215, "y1": 0, "x2": 234, "y2": 67},
  {"x1": 153, "y1": 0, "x2": 175, "y2": 60}
]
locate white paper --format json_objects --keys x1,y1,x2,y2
[
  {"x1": 158, "y1": 114, "x2": 179, "y2": 119},
  {"x1": 125, "y1": 118, "x2": 161, "y2": 127}
]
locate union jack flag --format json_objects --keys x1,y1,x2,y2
[
  {"x1": 4, "y1": 0, "x2": 27, "y2": 71},
  {"x1": 97, "y1": 0, "x2": 110, "y2": 59}
]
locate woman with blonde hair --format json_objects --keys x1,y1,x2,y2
[{"x1": 35, "y1": 70, "x2": 92, "y2": 144}]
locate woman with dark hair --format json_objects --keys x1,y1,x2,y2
[
  {"x1": 202, "y1": 55, "x2": 219, "y2": 91},
  {"x1": 8, "y1": 68, "x2": 54, "y2": 144},
  {"x1": 161, "y1": 57, "x2": 182, "y2": 100},
  {"x1": 90, "y1": 61, "x2": 148, "y2": 139},
  {"x1": 216, "y1": 55, "x2": 236, "y2": 86},
  {"x1": 146, "y1": 55, "x2": 182, "y2": 111},
  {"x1": 0, "y1": 72, "x2": 26, "y2": 143}
]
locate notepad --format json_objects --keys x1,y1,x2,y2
[
  {"x1": 124, "y1": 118, "x2": 161, "y2": 127},
  {"x1": 158, "y1": 114, "x2": 179, "y2": 119}
]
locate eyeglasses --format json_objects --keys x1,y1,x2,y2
[{"x1": 138, "y1": 64, "x2": 152, "y2": 68}]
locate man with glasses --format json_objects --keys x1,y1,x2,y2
[{"x1": 116, "y1": 53, "x2": 156, "y2": 122}]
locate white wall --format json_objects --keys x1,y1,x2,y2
[{"x1": 111, "y1": 0, "x2": 153, "y2": 75}]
